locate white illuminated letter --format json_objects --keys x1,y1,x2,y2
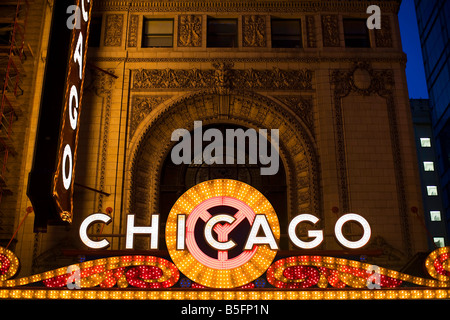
[
  {"x1": 288, "y1": 214, "x2": 324, "y2": 249},
  {"x1": 244, "y1": 214, "x2": 278, "y2": 250},
  {"x1": 81, "y1": 0, "x2": 90, "y2": 22},
  {"x1": 74, "y1": 32, "x2": 83, "y2": 80},
  {"x1": 62, "y1": 144, "x2": 72, "y2": 190},
  {"x1": 79, "y1": 213, "x2": 111, "y2": 249},
  {"x1": 177, "y1": 214, "x2": 186, "y2": 250},
  {"x1": 204, "y1": 214, "x2": 237, "y2": 251},
  {"x1": 126, "y1": 214, "x2": 159, "y2": 249},
  {"x1": 334, "y1": 213, "x2": 371, "y2": 249},
  {"x1": 69, "y1": 85, "x2": 78, "y2": 130}
]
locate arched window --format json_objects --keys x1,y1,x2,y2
[{"x1": 159, "y1": 123, "x2": 288, "y2": 249}]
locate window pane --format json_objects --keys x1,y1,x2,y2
[
  {"x1": 144, "y1": 20, "x2": 173, "y2": 34},
  {"x1": 272, "y1": 20, "x2": 301, "y2": 35},
  {"x1": 423, "y1": 161, "x2": 435, "y2": 171},
  {"x1": 430, "y1": 211, "x2": 442, "y2": 221},
  {"x1": 143, "y1": 36, "x2": 173, "y2": 47},
  {"x1": 420, "y1": 138, "x2": 431, "y2": 147},
  {"x1": 343, "y1": 19, "x2": 370, "y2": 48},
  {"x1": 142, "y1": 19, "x2": 173, "y2": 47},
  {"x1": 427, "y1": 186, "x2": 438, "y2": 196},
  {"x1": 271, "y1": 19, "x2": 302, "y2": 48},
  {"x1": 207, "y1": 18, "x2": 238, "y2": 47},
  {"x1": 433, "y1": 237, "x2": 445, "y2": 248}
]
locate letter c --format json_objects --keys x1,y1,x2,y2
[
  {"x1": 204, "y1": 214, "x2": 237, "y2": 251},
  {"x1": 79, "y1": 213, "x2": 111, "y2": 249}
]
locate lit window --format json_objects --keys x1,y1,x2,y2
[
  {"x1": 420, "y1": 138, "x2": 431, "y2": 147},
  {"x1": 343, "y1": 18, "x2": 370, "y2": 48},
  {"x1": 433, "y1": 237, "x2": 445, "y2": 248},
  {"x1": 271, "y1": 19, "x2": 302, "y2": 48},
  {"x1": 423, "y1": 161, "x2": 435, "y2": 171},
  {"x1": 427, "y1": 186, "x2": 438, "y2": 196},
  {"x1": 142, "y1": 19, "x2": 174, "y2": 47},
  {"x1": 207, "y1": 18, "x2": 238, "y2": 47},
  {"x1": 430, "y1": 211, "x2": 442, "y2": 221}
]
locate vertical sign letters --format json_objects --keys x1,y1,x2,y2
[{"x1": 53, "y1": 0, "x2": 92, "y2": 223}]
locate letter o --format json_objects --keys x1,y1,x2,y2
[
  {"x1": 334, "y1": 213, "x2": 371, "y2": 249},
  {"x1": 62, "y1": 144, "x2": 73, "y2": 190}
]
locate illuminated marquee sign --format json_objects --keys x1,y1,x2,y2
[
  {"x1": 79, "y1": 179, "x2": 373, "y2": 288},
  {"x1": 1, "y1": 179, "x2": 450, "y2": 300}
]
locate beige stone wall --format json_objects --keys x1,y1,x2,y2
[{"x1": 10, "y1": 0, "x2": 428, "y2": 275}]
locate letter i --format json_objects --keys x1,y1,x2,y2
[{"x1": 177, "y1": 214, "x2": 186, "y2": 250}]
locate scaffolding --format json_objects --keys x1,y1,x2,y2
[{"x1": 0, "y1": 0, "x2": 31, "y2": 205}]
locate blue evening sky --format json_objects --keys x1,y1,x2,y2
[{"x1": 398, "y1": 0, "x2": 429, "y2": 99}]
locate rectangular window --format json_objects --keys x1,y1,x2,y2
[
  {"x1": 427, "y1": 186, "x2": 438, "y2": 196},
  {"x1": 343, "y1": 18, "x2": 370, "y2": 48},
  {"x1": 420, "y1": 137, "x2": 431, "y2": 147},
  {"x1": 423, "y1": 161, "x2": 435, "y2": 171},
  {"x1": 142, "y1": 19, "x2": 174, "y2": 47},
  {"x1": 207, "y1": 18, "x2": 238, "y2": 47},
  {"x1": 433, "y1": 237, "x2": 445, "y2": 248},
  {"x1": 430, "y1": 211, "x2": 442, "y2": 221},
  {"x1": 88, "y1": 16, "x2": 102, "y2": 47},
  {"x1": 271, "y1": 19, "x2": 302, "y2": 48}
]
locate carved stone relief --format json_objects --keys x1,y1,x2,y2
[
  {"x1": 104, "y1": 14, "x2": 124, "y2": 47},
  {"x1": 242, "y1": 15, "x2": 266, "y2": 47},
  {"x1": 130, "y1": 95, "x2": 171, "y2": 138},
  {"x1": 275, "y1": 95, "x2": 315, "y2": 135},
  {"x1": 375, "y1": 15, "x2": 393, "y2": 48},
  {"x1": 305, "y1": 15, "x2": 316, "y2": 48},
  {"x1": 321, "y1": 15, "x2": 340, "y2": 47},
  {"x1": 132, "y1": 64, "x2": 313, "y2": 91},
  {"x1": 178, "y1": 15, "x2": 202, "y2": 47},
  {"x1": 127, "y1": 14, "x2": 139, "y2": 47}
]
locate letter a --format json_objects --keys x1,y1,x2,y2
[
  {"x1": 244, "y1": 215, "x2": 278, "y2": 250},
  {"x1": 366, "y1": 5, "x2": 381, "y2": 30}
]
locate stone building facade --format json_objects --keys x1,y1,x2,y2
[{"x1": 8, "y1": 0, "x2": 428, "y2": 276}]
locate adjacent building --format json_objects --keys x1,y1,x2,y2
[
  {"x1": 410, "y1": 98, "x2": 448, "y2": 249},
  {"x1": 415, "y1": 0, "x2": 450, "y2": 240}
]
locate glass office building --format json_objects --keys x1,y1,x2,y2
[{"x1": 415, "y1": 0, "x2": 450, "y2": 238}]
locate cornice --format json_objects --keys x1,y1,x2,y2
[
  {"x1": 93, "y1": 0, "x2": 401, "y2": 13},
  {"x1": 87, "y1": 54, "x2": 408, "y2": 65}
]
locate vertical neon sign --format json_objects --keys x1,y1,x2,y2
[{"x1": 52, "y1": 0, "x2": 92, "y2": 223}]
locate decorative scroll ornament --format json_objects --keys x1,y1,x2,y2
[
  {"x1": 0, "y1": 249, "x2": 179, "y2": 289},
  {"x1": 267, "y1": 247, "x2": 450, "y2": 289}
]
